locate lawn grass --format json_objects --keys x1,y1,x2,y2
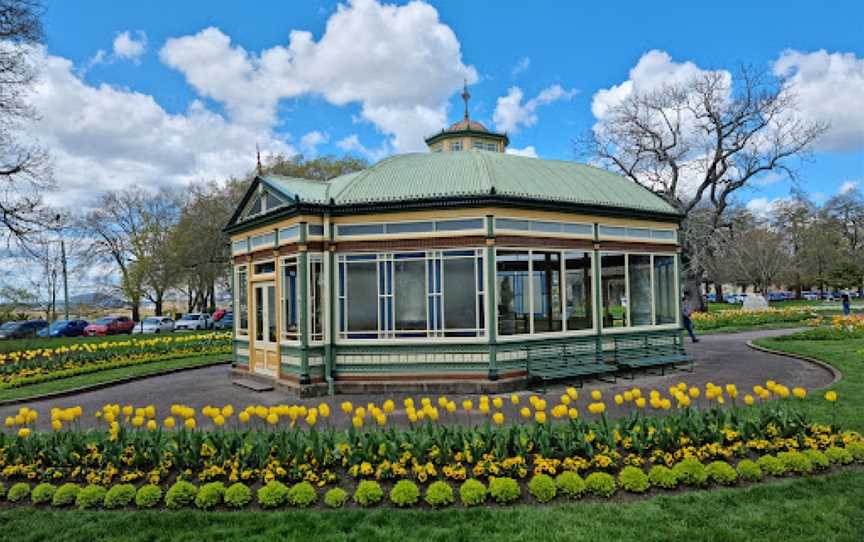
[
  {"x1": 0, "y1": 470, "x2": 861, "y2": 542},
  {"x1": 0, "y1": 331, "x2": 216, "y2": 354},
  {"x1": 698, "y1": 321, "x2": 807, "y2": 335},
  {"x1": 754, "y1": 334, "x2": 864, "y2": 432},
  {"x1": 0, "y1": 353, "x2": 228, "y2": 403}
]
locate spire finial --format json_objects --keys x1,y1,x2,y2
[
  {"x1": 461, "y1": 79, "x2": 471, "y2": 121},
  {"x1": 256, "y1": 143, "x2": 262, "y2": 175}
]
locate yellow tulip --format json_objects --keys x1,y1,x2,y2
[
  {"x1": 792, "y1": 387, "x2": 806, "y2": 399},
  {"x1": 534, "y1": 411, "x2": 547, "y2": 424},
  {"x1": 446, "y1": 401, "x2": 456, "y2": 414},
  {"x1": 623, "y1": 391, "x2": 633, "y2": 402},
  {"x1": 635, "y1": 397, "x2": 646, "y2": 409},
  {"x1": 307, "y1": 413, "x2": 319, "y2": 427},
  {"x1": 146, "y1": 420, "x2": 157, "y2": 431},
  {"x1": 222, "y1": 405, "x2": 234, "y2": 418},
  {"x1": 341, "y1": 401, "x2": 353, "y2": 414},
  {"x1": 383, "y1": 400, "x2": 395, "y2": 414},
  {"x1": 214, "y1": 415, "x2": 226, "y2": 426},
  {"x1": 185, "y1": 418, "x2": 196, "y2": 430},
  {"x1": 560, "y1": 395, "x2": 571, "y2": 406},
  {"x1": 145, "y1": 405, "x2": 156, "y2": 418},
  {"x1": 568, "y1": 407, "x2": 579, "y2": 419},
  {"x1": 825, "y1": 391, "x2": 838, "y2": 402},
  {"x1": 352, "y1": 416, "x2": 363, "y2": 428},
  {"x1": 266, "y1": 413, "x2": 278, "y2": 425},
  {"x1": 688, "y1": 387, "x2": 700, "y2": 398},
  {"x1": 318, "y1": 403, "x2": 331, "y2": 418},
  {"x1": 566, "y1": 387, "x2": 578, "y2": 400},
  {"x1": 17, "y1": 427, "x2": 30, "y2": 438},
  {"x1": 520, "y1": 407, "x2": 531, "y2": 419},
  {"x1": 238, "y1": 411, "x2": 250, "y2": 423},
  {"x1": 163, "y1": 417, "x2": 176, "y2": 428},
  {"x1": 462, "y1": 400, "x2": 473, "y2": 411},
  {"x1": 743, "y1": 395, "x2": 755, "y2": 406},
  {"x1": 492, "y1": 397, "x2": 504, "y2": 409},
  {"x1": 614, "y1": 394, "x2": 623, "y2": 406},
  {"x1": 492, "y1": 412, "x2": 504, "y2": 425},
  {"x1": 51, "y1": 419, "x2": 63, "y2": 431},
  {"x1": 510, "y1": 394, "x2": 520, "y2": 405},
  {"x1": 591, "y1": 390, "x2": 601, "y2": 401},
  {"x1": 132, "y1": 416, "x2": 144, "y2": 427}
]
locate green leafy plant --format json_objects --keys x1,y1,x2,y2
[
  {"x1": 673, "y1": 458, "x2": 708, "y2": 486},
  {"x1": 76, "y1": 485, "x2": 106, "y2": 509},
  {"x1": 287, "y1": 482, "x2": 317, "y2": 508},
  {"x1": 195, "y1": 482, "x2": 225, "y2": 510},
  {"x1": 706, "y1": 461, "x2": 737, "y2": 485},
  {"x1": 803, "y1": 449, "x2": 830, "y2": 470},
  {"x1": 555, "y1": 471, "x2": 586, "y2": 498},
  {"x1": 618, "y1": 466, "x2": 650, "y2": 493},
  {"x1": 424, "y1": 481, "x2": 454, "y2": 507},
  {"x1": 777, "y1": 451, "x2": 813, "y2": 474},
  {"x1": 353, "y1": 481, "x2": 384, "y2": 507},
  {"x1": 757, "y1": 454, "x2": 787, "y2": 476},
  {"x1": 52, "y1": 483, "x2": 80, "y2": 507},
  {"x1": 488, "y1": 477, "x2": 520, "y2": 504},
  {"x1": 104, "y1": 484, "x2": 136, "y2": 509},
  {"x1": 257, "y1": 481, "x2": 289, "y2": 509},
  {"x1": 736, "y1": 459, "x2": 762, "y2": 481},
  {"x1": 165, "y1": 480, "x2": 198, "y2": 509},
  {"x1": 135, "y1": 485, "x2": 163, "y2": 509},
  {"x1": 389, "y1": 480, "x2": 420, "y2": 507},
  {"x1": 825, "y1": 446, "x2": 853, "y2": 465},
  {"x1": 323, "y1": 487, "x2": 349, "y2": 508},
  {"x1": 528, "y1": 474, "x2": 557, "y2": 502},
  {"x1": 648, "y1": 465, "x2": 678, "y2": 489},
  {"x1": 0, "y1": 482, "x2": 5, "y2": 499},
  {"x1": 846, "y1": 441, "x2": 864, "y2": 463},
  {"x1": 7, "y1": 482, "x2": 30, "y2": 503},
  {"x1": 459, "y1": 479, "x2": 486, "y2": 507},
  {"x1": 31, "y1": 483, "x2": 56, "y2": 505},
  {"x1": 224, "y1": 483, "x2": 252, "y2": 509},
  {"x1": 585, "y1": 472, "x2": 616, "y2": 497}
]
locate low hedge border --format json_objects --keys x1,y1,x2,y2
[{"x1": 0, "y1": 455, "x2": 861, "y2": 511}]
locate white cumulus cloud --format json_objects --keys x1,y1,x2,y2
[
  {"x1": 299, "y1": 131, "x2": 329, "y2": 156},
  {"x1": 506, "y1": 145, "x2": 538, "y2": 158},
  {"x1": 493, "y1": 84, "x2": 576, "y2": 133},
  {"x1": 113, "y1": 30, "x2": 147, "y2": 61},
  {"x1": 839, "y1": 180, "x2": 859, "y2": 194}
]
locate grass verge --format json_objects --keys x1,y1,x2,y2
[
  {"x1": 0, "y1": 471, "x2": 861, "y2": 542},
  {"x1": 0, "y1": 354, "x2": 228, "y2": 403}
]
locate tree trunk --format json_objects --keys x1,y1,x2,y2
[
  {"x1": 715, "y1": 282, "x2": 724, "y2": 303},
  {"x1": 131, "y1": 303, "x2": 140, "y2": 322},
  {"x1": 154, "y1": 294, "x2": 163, "y2": 317}
]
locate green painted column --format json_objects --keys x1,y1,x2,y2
[
  {"x1": 485, "y1": 215, "x2": 498, "y2": 381},
  {"x1": 298, "y1": 222, "x2": 310, "y2": 385},
  {"x1": 593, "y1": 224, "x2": 603, "y2": 355},
  {"x1": 324, "y1": 218, "x2": 337, "y2": 395}
]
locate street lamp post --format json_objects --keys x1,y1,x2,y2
[{"x1": 61, "y1": 239, "x2": 69, "y2": 320}]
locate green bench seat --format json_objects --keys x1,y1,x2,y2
[
  {"x1": 612, "y1": 331, "x2": 692, "y2": 378},
  {"x1": 526, "y1": 341, "x2": 616, "y2": 387}
]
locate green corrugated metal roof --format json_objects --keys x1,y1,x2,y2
[{"x1": 260, "y1": 150, "x2": 679, "y2": 216}]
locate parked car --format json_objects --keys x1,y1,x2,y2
[
  {"x1": 174, "y1": 313, "x2": 211, "y2": 331},
  {"x1": 214, "y1": 312, "x2": 233, "y2": 330},
  {"x1": 801, "y1": 291, "x2": 819, "y2": 301},
  {"x1": 83, "y1": 316, "x2": 135, "y2": 337},
  {"x1": 38, "y1": 319, "x2": 89, "y2": 338},
  {"x1": 212, "y1": 308, "x2": 227, "y2": 322},
  {"x1": 132, "y1": 316, "x2": 175, "y2": 334},
  {"x1": 0, "y1": 320, "x2": 48, "y2": 340}
]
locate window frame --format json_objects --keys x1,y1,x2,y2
[
  {"x1": 598, "y1": 251, "x2": 680, "y2": 333},
  {"x1": 234, "y1": 264, "x2": 249, "y2": 336},
  {"x1": 279, "y1": 256, "x2": 300, "y2": 342}
]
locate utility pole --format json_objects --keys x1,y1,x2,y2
[{"x1": 61, "y1": 239, "x2": 69, "y2": 320}]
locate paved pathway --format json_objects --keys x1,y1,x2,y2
[{"x1": 0, "y1": 328, "x2": 833, "y2": 431}]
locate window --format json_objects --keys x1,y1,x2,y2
[
  {"x1": 449, "y1": 140, "x2": 463, "y2": 151},
  {"x1": 496, "y1": 251, "x2": 531, "y2": 335},
  {"x1": 232, "y1": 239, "x2": 247, "y2": 255},
  {"x1": 629, "y1": 255, "x2": 652, "y2": 326},
  {"x1": 250, "y1": 232, "x2": 275, "y2": 250},
  {"x1": 235, "y1": 266, "x2": 248, "y2": 333},
  {"x1": 338, "y1": 223, "x2": 384, "y2": 236},
  {"x1": 254, "y1": 261, "x2": 275, "y2": 275},
  {"x1": 279, "y1": 224, "x2": 300, "y2": 243},
  {"x1": 564, "y1": 251, "x2": 592, "y2": 330},
  {"x1": 531, "y1": 252, "x2": 563, "y2": 332},
  {"x1": 598, "y1": 225, "x2": 677, "y2": 241},
  {"x1": 309, "y1": 255, "x2": 323, "y2": 341},
  {"x1": 435, "y1": 218, "x2": 484, "y2": 232},
  {"x1": 240, "y1": 187, "x2": 287, "y2": 220},
  {"x1": 472, "y1": 141, "x2": 498, "y2": 151},
  {"x1": 600, "y1": 254, "x2": 627, "y2": 328},
  {"x1": 336, "y1": 218, "x2": 483, "y2": 237},
  {"x1": 281, "y1": 258, "x2": 298, "y2": 340},
  {"x1": 338, "y1": 250, "x2": 484, "y2": 339},
  {"x1": 496, "y1": 218, "x2": 593, "y2": 237},
  {"x1": 308, "y1": 224, "x2": 325, "y2": 237},
  {"x1": 654, "y1": 255, "x2": 677, "y2": 324}
]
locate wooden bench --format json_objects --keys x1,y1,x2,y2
[
  {"x1": 526, "y1": 340, "x2": 617, "y2": 388},
  {"x1": 612, "y1": 331, "x2": 691, "y2": 379}
]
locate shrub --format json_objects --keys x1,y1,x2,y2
[
  {"x1": 287, "y1": 482, "x2": 317, "y2": 508},
  {"x1": 459, "y1": 479, "x2": 486, "y2": 507},
  {"x1": 648, "y1": 465, "x2": 678, "y2": 489},
  {"x1": 425, "y1": 481, "x2": 454, "y2": 507},
  {"x1": 777, "y1": 451, "x2": 813, "y2": 474},
  {"x1": 488, "y1": 477, "x2": 520, "y2": 504},
  {"x1": 224, "y1": 483, "x2": 252, "y2": 509},
  {"x1": 104, "y1": 484, "x2": 136, "y2": 509},
  {"x1": 7, "y1": 482, "x2": 30, "y2": 503},
  {"x1": 825, "y1": 446, "x2": 853, "y2": 465},
  {"x1": 757, "y1": 454, "x2": 787, "y2": 476},
  {"x1": 847, "y1": 441, "x2": 864, "y2": 463},
  {"x1": 673, "y1": 458, "x2": 708, "y2": 486},
  {"x1": 165, "y1": 480, "x2": 198, "y2": 509},
  {"x1": 555, "y1": 471, "x2": 586, "y2": 498},
  {"x1": 52, "y1": 483, "x2": 80, "y2": 507},
  {"x1": 736, "y1": 459, "x2": 762, "y2": 481},
  {"x1": 803, "y1": 449, "x2": 830, "y2": 470},
  {"x1": 0, "y1": 482, "x2": 5, "y2": 499},
  {"x1": 585, "y1": 472, "x2": 616, "y2": 497},
  {"x1": 195, "y1": 482, "x2": 225, "y2": 510},
  {"x1": 323, "y1": 487, "x2": 349, "y2": 508},
  {"x1": 257, "y1": 481, "x2": 289, "y2": 509},
  {"x1": 528, "y1": 474, "x2": 557, "y2": 502},
  {"x1": 618, "y1": 466, "x2": 649, "y2": 493},
  {"x1": 76, "y1": 485, "x2": 106, "y2": 509},
  {"x1": 706, "y1": 461, "x2": 737, "y2": 485},
  {"x1": 353, "y1": 481, "x2": 384, "y2": 507},
  {"x1": 135, "y1": 485, "x2": 163, "y2": 509},
  {"x1": 31, "y1": 483, "x2": 56, "y2": 505},
  {"x1": 389, "y1": 480, "x2": 420, "y2": 507}
]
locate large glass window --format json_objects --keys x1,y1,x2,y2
[
  {"x1": 309, "y1": 255, "x2": 323, "y2": 341},
  {"x1": 601, "y1": 254, "x2": 628, "y2": 328},
  {"x1": 497, "y1": 251, "x2": 531, "y2": 335},
  {"x1": 629, "y1": 255, "x2": 653, "y2": 326},
  {"x1": 532, "y1": 252, "x2": 563, "y2": 333},
  {"x1": 654, "y1": 255, "x2": 677, "y2": 324},
  {"x1": 281, "y1": 259, "x2": 298, "y2": 340},
  {"x1": 442, "y1": 257, "x2": 477, "y2": 335},
  {"x1": 395, "y1": 258, "x2": 426, "y2": 332},
  {"x1": 564, "y1": 252, "x2": 592, "y2": 331},
  {"x1": 235, "y1": 266, "x2": 248, "y2": 333},
  {"x1": 346, "y1": 260, "x2": 377, "y2": 336}
]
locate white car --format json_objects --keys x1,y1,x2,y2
[
  {"x1": 132, "y1": 316, "x2": 175, "y2": 334},
  {"x1": 174, "y1": 313, "x2": 211, "y2": 331}
]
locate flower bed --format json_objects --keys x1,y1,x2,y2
[
  {"x1": 0, "y1": 333, "x2": 231, "y2": 389},
  {"x1": 783, "y1": 315, "x2": 864, "y2": 340},
  {"x1": 0, "y1": 382, "x2": 858, "y2": 510},
  {"x1": 691, "y1": 308, "x2": 815, "y2": 330}
]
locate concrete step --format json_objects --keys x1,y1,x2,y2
[{"x1": 232, "y1": 378, "x2": 274, "y2": 392}]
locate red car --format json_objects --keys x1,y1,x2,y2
[{"x1": 83, "y1": 316, "x2": 135, "y2": 336}]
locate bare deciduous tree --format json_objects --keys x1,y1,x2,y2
[{"x1": 580, "y1": 67, "x2": 828, "y2": 308}]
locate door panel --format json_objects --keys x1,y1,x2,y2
[{"x1": 252, "y1": 282, "x2": 278, "y2": 376}]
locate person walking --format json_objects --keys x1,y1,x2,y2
[
  {"x1": 842, "y1": 293, "x2": 851, "y2": 316},
  {"x1": 681, "y1": 293, "x2": 699, "y2": 343}
]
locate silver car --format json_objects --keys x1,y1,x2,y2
[
  {"x1": 174, "y1": 313, "x2": 211, "y2": 331},
  {"x1": 132, "y1": 316, "x2": 175, "y2": 334}
]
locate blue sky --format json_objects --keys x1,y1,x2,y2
[{"x1": 37, "y1": 0, "x2": 864, "y2": 210}]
